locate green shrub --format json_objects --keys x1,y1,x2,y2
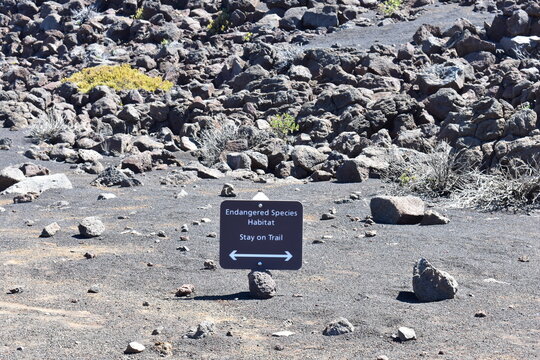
[
  {"x1": 133, "y1": 7, "x2": 143, "y2": 19},
  {"x1": 269, "y1": 113, "x2": 299, "y2": 140},
  {"x1": 243, "y1": 32, "x2": 253, "y2": 42},
  {"x1": 207, "y1": 10, "x2": 230, "y2": 35},
  {"x1": 378, "y1": 0, "x2": 402, "y2": 16},
  {"x1": 62, "y1": 64, "x2": 173, "y2": 93}
]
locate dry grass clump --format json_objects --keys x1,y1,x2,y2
[
  {"x1": 62, "y1": 64, "x2": 173, "y2": 93},
  {"x1": 383, "y1": 142, "x2": 540, "y2": 212},
  {"x1": 449, "y1": 160, "x2": 540, "y2": 212},
  {"x1": 382, "y1": 142, "x2": 470, "y2": 198},
  {"x1": 195, "y1": 122, "x2": 270, "y2": 166},
  {"x1": 29, "y1": 108, "x2": 70, "y2": 143}
]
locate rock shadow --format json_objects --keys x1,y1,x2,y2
[
  {"x1": 396, "y1": 291, "x2": 421, "y2": 304},
  {"x1": 191, "y1": 292, "x2": 255, "y2": 301}
]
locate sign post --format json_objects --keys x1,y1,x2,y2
[{"x1": 220, "y1": 199, "x2": 303, "y2": 270}]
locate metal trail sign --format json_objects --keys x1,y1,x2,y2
[{"x1": 219, "y1": 200, "x2": 303, "y2": 270}]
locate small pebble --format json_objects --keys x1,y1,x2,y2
[
  {"x1": 321, "y1": 213, "x2": 335, "y2": 220},
  {"x1": 124, "y1": 342, "x2": 145, "y2": 354},
  {"x1": 177, "y1": 246, "x2": 189, "y2": 252},
  {"x1": 203, "y1": 259, "x2": 217, "y2": 270},
  {"x1": 175, "y1": 284, "x2": 195, "y2": 297},
  {"x1": 397, "y1": 327, "x2": 416, "y2": 341},
  {"x1": 365, "y1": 230, "x2": 377, "y2": 237},
  {"x1": 87, "y1": 285, "x2": 100, "y2": 294},
  {"x1": 475, "y1": 311, "x2": 487, "y2": 318}
]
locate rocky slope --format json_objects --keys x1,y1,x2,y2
[{"x1": 0, "y1": 0, "x2": 539, "y2": 184}]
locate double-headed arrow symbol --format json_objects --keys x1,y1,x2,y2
[{"x1": 229, "y1": 250, "x2": 293, "y2": 262}]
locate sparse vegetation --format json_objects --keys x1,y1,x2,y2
[
  {"x1": 383, "y1": 142, "x2": 469, "y2": 198},
  {"x1": 378, "y1": 0, "x2": 403, "y2": 16},
  {"x1": 195, "y1": 122, "x2": 270, "y2": 166},
  {"x1": 71, "y1": 2, "x2": 99, "y2": 25},
  {"x1": 269, "y1": 113, "x2": 299, "y2": 140},
  {"x1": 29, "y1": 108, "x2": 70, "y2": 143},
  {"x1": 62, "y1": 64, "x2": 173, "y2": 93},
  {"x1": 449, "y1": 160, "x2": 540, "y2": 212},
  {"x1": 133, "y1": 7, "x2": 144, "y2": 20},
  {"x1": 243, "y1": 32, "x2": 254, "y2": 42},
  {"x1": 207, "y1": 10, "x2": 231, "y2": 35},
  {"x1": 383, "y1": 142, "x2": 540, "y2": 212}
]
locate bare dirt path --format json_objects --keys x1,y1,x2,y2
[{"x1": 300, "y1": 3, "x2": 496, "y2": 50}]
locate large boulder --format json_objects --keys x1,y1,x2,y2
[
  {"x1": 417, "y1": 64, "x2": 465, "y2": 95},
  {"x1": 424, "y1": 88, "x2": 466, "y2": 121},
  {"x1": 248, "y1": 271, "x2": 276, "y2": 299},
  {"x1": 1, "y1": 173, "x2": 72, "y2": 195},
  {"x1": 291, "y1": 145, "x2": 327, "y2": 172},
  {"x1": 335, "y1": 159, "x2": 369, "y2": 183},
  {"x1": 412, "y1": 258, "x2": 458, "y2": 302},
  {"x1": 302, "y1": 6, "x2": 338, "y2": 29},
  {"x1": 370, "y1": 196, "x2": 425, "y2": 224}
]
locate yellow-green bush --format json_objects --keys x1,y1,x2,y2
[
  {"x1": 207, "y1": 10, "x2": 230, "y2": 35},
  {"x1": 62, "y1": 64, "x2": 173, "y2": 93}
]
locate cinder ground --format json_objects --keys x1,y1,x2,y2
[
  {"x1": 298, "y1": 3, "x2": 495, "y2": 50},
  {"x1": 0, "y1": 125, "x2": 539, "y2": 360}
]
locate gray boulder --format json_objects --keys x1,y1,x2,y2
[
  {"x1": 91, "y1": 167, "x2": 142, "y2": 187},
  {"x1": 291, "y1": 145, "x2": 327, "y2": 172},
  {"x1": 505, "y1": 109, "x2": 538, "y2": 137},
  {"x1": 507, "y1": 9, "x2": 529, "y2": 36},
  {"x1": 417, "y1": 64, "x2": 465, "y2": 95},
  {"x1": 412, "y1": 258, "x2": 458, "y2": 302},
  {"x1": 41, "y1": 222, "x2": 61, "y2": 237},
  {"x1": 322, "y1": 317, "x2": 354, "y2": 336},
  {"x1": 424, "y1": 88, "x2": 466, "y2": 121},
  {"x1": 302, "y1": 6, "x2": 339, "y2": 29},
  {"x1": 420, "y1": 210, "x2": 450, "y2": 225},
  {"x1": 370, "y1": 196, "x2": 425, "y2": 224},
  {"x1": 187, "y1": 321, "x2": 215, "y2": 339},
  {"x1": 248, "y1": 271, "x2": 276, "y2": 299},
  {"x1": 78, "y1": 217, "x2": 105, "y2": 238},
  {"x1": 336, "y1": 159, "x2": 370, "y2": 183},
  {"x1": 227, "y1": 152, "x2": 252, "y2": 171}
]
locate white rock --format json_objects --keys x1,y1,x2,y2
[
  {"x1": 398, "y1": 327, "x2": 416, "y2": 341},
  {"x1": 179, "y1": 136, "x2": 198, "y2": 151},
  {"x1": 97, "y1": 193, "x2": 116, "y2": 200},
  {"x1": 272, "y1": 331, "x2": 295, "y2": 337},
  {"x1": 78, "y1": 149, "x2": 103, "y2": 163},
  {"x1": 1, "y1": 173, "x2": 72, "y2": 195},
  {"x1": 0, "y1": 167, "x2": 25, "y2": 191},
  {"x1": 125, "y1": 341, "x2": 145, "y2": 354}
]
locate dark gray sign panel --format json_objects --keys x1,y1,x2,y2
[{"x1": 220, "y1": 200, "x2": 303, "y2": 270}]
